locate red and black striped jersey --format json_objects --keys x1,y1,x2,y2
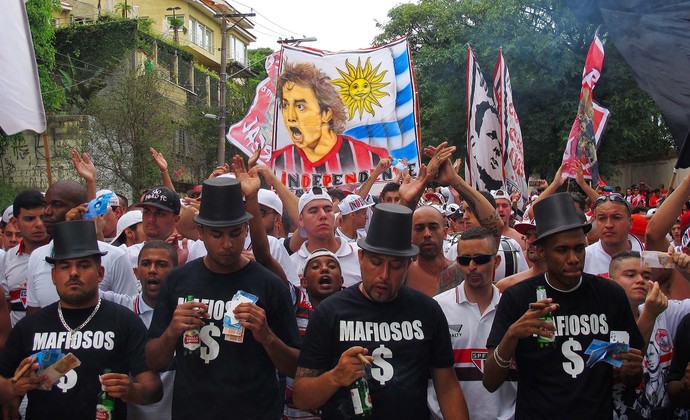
[{"x1": 272, "y1": 134, "x2": 388, "y2": 174}]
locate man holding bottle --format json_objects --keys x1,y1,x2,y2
[
  {"x1": 483, "y1": 193, "x2": 645, "y2": 419},
  {"x1": 292, "y1": 204, "x2": 469, "y2": 419}
]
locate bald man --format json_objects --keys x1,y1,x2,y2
[{"x1": 408, "y1": 205, "x2": 453, "y2": 296}]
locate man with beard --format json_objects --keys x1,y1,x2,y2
[
  {"x1": 496, "y1": 220, "x2": 546, "y2": 293},
  {"x1": 0, "y1": 220, "x2": 162, "y2": 418},
  {"x1": 26, "y1": 181, "x2": 137, "y2": 313},
  {"x1": 408, "y1": 205, "x2": 453, "y2": 296},
  {"x1": 102, "y1": 241, "x2": 178, "y2": 419}
]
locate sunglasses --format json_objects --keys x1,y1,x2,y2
[
  {"x1": 449, "y1": 211, "x2": 464, "y2": 221},
  {"x1": 594, "y1": 193, "x2": 629, "y2": 209},
  {"x1": 457, "y1": 254, "x2": 493, "y2": 266}
]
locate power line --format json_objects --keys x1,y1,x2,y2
[{"x1": 230, "y1": 0, "x2": 302, "y2": 37}]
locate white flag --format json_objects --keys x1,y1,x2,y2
[
  {"x1": 0, "y1": 0, "x2": 47, "y2": 135},
  {"x1": 466, "y1": 47, "x2": 503, "y2": 192}
]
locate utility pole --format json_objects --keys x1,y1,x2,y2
[
  {"x1": 166, "y1": 6, "x2": 181, "y2": 45},
  {"x1": 214, "y1": 8, "x2": 254, "y2": 166}
]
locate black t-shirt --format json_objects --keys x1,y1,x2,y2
[
  {"x1": 487, "y1": 273, "x2": 644, "y2": 419},
  {"x1": 148, "y1": 258, "x2": 301, "y2": 420},
  {"x1": 667, "y1": 313, "x2": 690, "y2": 384},
  {"x1": 298, "y1": 284, "x2": 454, "y2": 420},
  {"x1": 0, "y1": 300, "x2": 148, "y2": 420}
]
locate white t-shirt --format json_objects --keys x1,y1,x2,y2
[
  {"x1": 428, "y1": 283, "x2": 516, "y2": 420},
  {"x1": 292, "y1": 238, "x2": 362, "y2": 288},
  {"x1": 584, "y1": 234, "x2": 644, "y2": 278},
  {"x1": 26, "y1": 240, "x2": 138, "y2": 308},
  {"x1": 99, "y1": 292, "x2": 175, "y2": 420}
]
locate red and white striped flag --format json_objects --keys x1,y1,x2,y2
[
  {"x1": 0, "y1": 0, "x2": 46, "y2": 135},
  {"x1": 561, "y1": 34, "x2": 609, "y2": 185},
  {"x1": 493, "y1": 49, "x2": 527, "y2": 198},
  {"x1": 466, "y1": 46, "x2": 503, "y2": 192}
]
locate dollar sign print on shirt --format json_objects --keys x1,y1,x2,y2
[{"x1": 371, "y1": 345, "x2": 394, "y2": 385}]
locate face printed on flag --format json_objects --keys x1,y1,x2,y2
[
  {"x1": 466, "y1": 47, "x2": 504, "y2": 192},
  {"x1": 271, "y1": 39, "x2": 420, "y2": 191}
]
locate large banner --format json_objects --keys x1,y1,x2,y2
[
  {"x1": 561, "y1": 34, "x2": 608, "y2": 184},
  {"x1": 466, "y1": 46, "x2": 503, "y2": 192},
  {"x1": 227, "y1": 52, "x2": 281, "y2": 166},
  {"x1": 272, "y1": 38, "x2": 420, "y2": 190},
  {"x1": 0, "y1": 0, "x2": 46, "y2": 135},
  {"x1": 493, "y1": 49, "x2": 527, "y2": 197}
]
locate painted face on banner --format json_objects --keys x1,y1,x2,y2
[
  {"x1": 470, "y1": 101, "x2": 502, "y2": 191},
  {"x1": 281, "y1": 82, "x2": 331, "y2": 151}
]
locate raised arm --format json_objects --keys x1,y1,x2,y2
[
  {"x1": 527, "y1": 162, "x2": 567, "y2": 220},
  {"x1": 71, "y1": 149, "x2": 96, "y2": 201},
  {"x1": 149, "y1": 147, "x2": 175, "y2": 192},
  {"x1": 254, "y1": 164, "x2": 299, "y2": 228},
  {"x1": 646, "y1": 172, "x2": 690, "y2": 251},
  {"x1": 357, "y1": 157, "x2": 392, "y2": 199},
  {"x1": 573, "y1": 160, "x2": 600, "y2": 204}
]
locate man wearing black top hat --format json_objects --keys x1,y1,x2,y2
[
  {"x1": 0, "y1": 220, "x2": 162, "y2": 419},
  {"x1": 292, "y1": 203, "x2": 469, "y2": 419},
  {"x1": 483, "y1": 192, "x2": 644, "y2": 419},
  {"x1": 145, "y1": 177, "x2": 300, "y2": 420}
]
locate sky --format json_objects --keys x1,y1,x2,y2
[{"x1": 229, "y1": 0, "x2": 413, "y2": 52}]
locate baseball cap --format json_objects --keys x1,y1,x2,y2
[
  {"x1": 96, "y1": 189, "x2": 120, "y2": 208},
  {"x1": 303, "y1": 248, "x2": 340, "y2": 275},
  {"x1": 2, "y1": 205, "x2": 14, "y2": 224},
  {"x1": 491, "y1": 189, "x2": 511, "y2": 201},
  {"x1": 682, "y1": 227, "x2": 690, "y2": 249},
  {"x1": 514, "y1": 219, "x2": 537, "y2": 235},
  {"x1": 258, "y1": 189, "x2": 283, "y2": 215},
  {"x1": 630, "y1": 214, "x2": 648, "y2": 236},
  {"x1": 136, "y1": 187, "x2": 181, "y2": 215},
  {"x1": 338, "y1": 194, "x2": 374, "y2": 216},
  {"x1": 111, "y1": 210, "x2": 142, "y2": 244},
  {"x1": 423, "y1": 192, "x2": 445, "y2": 205},
  {"x1": 298, "y1": 187, "x2": 332, "y2": 215}
]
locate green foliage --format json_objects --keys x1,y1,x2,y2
[
  {"x1": 84, "y1": 69, "x2": 176, "y2": 197},
  {"x1": 26, "y1": 0, "x2": 65, "y2": 112},
  {"x1": 375, "y1": 0, "x2": 673, "y2": 179},
  {"x1": 0, "y1": 181, "x2": 27, "y2": 211}
]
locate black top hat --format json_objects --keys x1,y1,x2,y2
[
  {"x1": 45, "y1": 220, "x2": 107, "y2": 264},
  {"x1": 194, "y1": 178, "x2": 252, "y2": 227},
  {"x1": 357, "y1": 203, "x2": 419, "y2": 257},
  {"x1": 533, "y1": 192, "x2": 591, "y2": 243}
]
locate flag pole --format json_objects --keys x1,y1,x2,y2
[
  {"x1": 668, "y1": 168, "x2": 678, "y2": 193},
  {"x1": 42, "y1": 131, "x2": 52, "y2": 186}
]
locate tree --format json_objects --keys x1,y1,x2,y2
[
  {"x1": 85, "y1": 69, "x2": 177, "y2": 197},
  {"x1": 374, "y1": 0, "x2": 672, "y2": 179},
  {"x1": 26, "y1": 0, "x2": 64, "y2": 112}
]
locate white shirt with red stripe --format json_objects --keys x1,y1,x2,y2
[
  {"x1": 427, "y1": 282, "x2": 516, "y2": 420},
  {"x1": 2, "y1": 243, "x2": 29, "y2": 326}
]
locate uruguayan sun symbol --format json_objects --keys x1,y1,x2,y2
[{"x1": 331, "y1": 58, "x2": 390, "y2": 120}]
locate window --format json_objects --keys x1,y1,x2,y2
[
  {"x1": 228, "y1": 35, "x2": 247, "y2": 65},
  {"x1": 188, "y1": 17, "x2": 213, "y2": 52},
  {"x1": 173, "y1": 129, "x2": 190, "y2": 157}
]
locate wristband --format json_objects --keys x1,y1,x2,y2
[{"x1": 494, "y1": 346, "x2": 512, "y2": 369}]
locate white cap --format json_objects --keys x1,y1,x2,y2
[
  {"x1": 2, "y1": 205, "x2": 13, "y2": 224},
  {"x1": 258, "y1": 189, "x2": 283, "y2": 215},
  {"x1": 439, "y1": 187, "x2": 454, "y2": 204},
  {"x1": 338, "y1": 195, "x2": 373, "y2": 216},
  {"x1": 96, "y1": 189, "x2": 120, "y2": 207},
  {"x1": 298, "y1": 187, "x2": 332, "y2": 215},
  {"x1": 490, "y1": 189, "x2": 510, "y2": 202},
  {"x1": 111, "y1": 210, "x2": 142, "y2": 244},
  {"x1": 303, "y1": 248, "x2": 340, "y2": 275}
]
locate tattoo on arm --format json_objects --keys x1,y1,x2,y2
[
  {"x1": 479, "y1": 212, "x2": 502, "y2": 238},
  {"x1": 295, "y1": 367, "x2": 325, "y2": 379}
]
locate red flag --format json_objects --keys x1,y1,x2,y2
[{"x1": 561, "y1": 34, "x2": 607, "y2": 186}]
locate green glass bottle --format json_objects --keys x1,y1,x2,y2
[
  {"x1": 95, "y1": 369, "x2": 114, "y2": 420},
  {"x1": 350, "y1": 375, "x2": 373, "y2": 418},
  {"x1": 536, "y1": 286, "x2": 556, "y2": 348},
  {"x1": 183, "y1": 295, "x2": 201, "y2": 356}
]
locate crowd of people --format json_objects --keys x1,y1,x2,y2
[{"x1": 0, "y1": 142, "x2": 689, "y2": 419}]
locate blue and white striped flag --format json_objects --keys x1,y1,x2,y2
[{"x1": 273, "y1": 38, "x2": 420, "y2": 189}]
